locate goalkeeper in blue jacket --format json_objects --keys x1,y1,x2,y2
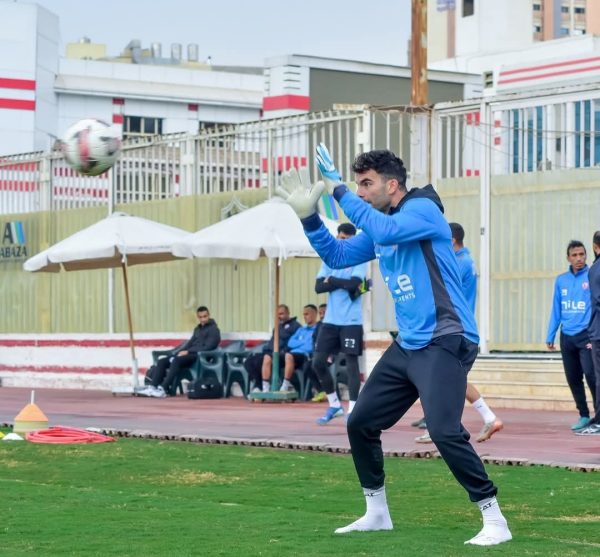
[{"x1": 276, "y1": 146, "x2": 512, "y2": 547}]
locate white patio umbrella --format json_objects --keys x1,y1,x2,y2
[
  {"x1": 23, "y1": 212, "x2": 190, "y2": 394},
  {"x1": 171, "y1": 196, "x2": 339, "y2": 397}
]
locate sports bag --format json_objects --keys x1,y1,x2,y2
[{"x1": 187, "y1": 377, "x2": 223, "y2": 399}]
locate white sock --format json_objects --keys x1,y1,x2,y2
[
  {"x1": 334, "y1": 486, "x2": 393, "y2": 534},
  {"x1": 464, "y1": 496, "x2": 512, "y2": 546},
  {"x1": 280, "y1": 379, "x2": 291, "y2": 391},
  {"x1": 471, "y1": 397, "x2": 496, "y2": 424},
  {"x1": 326, "y1": 392, "x2": 341, "y2": 408},
  {"x1": 348, "y1": 400, "x2": 357, "y2": 414},
  {"x1": 262, "y1": 380, "x2": 270, "y2": 392}
]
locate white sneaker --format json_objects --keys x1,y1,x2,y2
[
  {"x1": 334, "y1": 512, "x2": 393, "y2": 534},
  {"x1": 149, "y1": 386, "x2": 167, "y2": 398},
  {"x1": 464, "y1": 522, "x2": 512, "y2": 546},
  {"x1": 247, "y1": 387, "x2": 261, "y2": 400},
  {"x1": 136, "y1": 385, "x2": 154, "y2": 396}
]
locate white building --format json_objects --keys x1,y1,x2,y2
[
  {"x1": 0, "y1": 1, "x2": 264, "y2": 156},
  {"x1": 0, "y1": 1, "x2": 484, "y2": 159}
]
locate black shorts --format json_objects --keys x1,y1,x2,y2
[
  {"x1": 287, "y1": 352, "x2": 308, "y2": 368},
  {"x1": 315, "y1": 323, "x2": 363, "y2": 356}
]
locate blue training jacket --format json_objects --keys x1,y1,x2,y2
[
  {"x1": 287, "y1": 324, "x2": 317, "y2": 355},
  {"x1": 588, "y1": 257, "x2": 600, "y2": 341},
  {"x1": 302, "y1": 185, "x2": 479, "y2": 350},
  {"x1": 455, "y1": 246, "x2": 477, "y2": 314},
  {"x1": 546, "y1": 265, "x2": 591, "y2": 342}
]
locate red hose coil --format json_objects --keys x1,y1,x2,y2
[{"x1": 26, "y1": 426, "x2": 116, "y2": 444}]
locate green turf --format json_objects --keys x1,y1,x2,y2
[{"x1": 0, "y1": 437, "x2": 599, "y2": 556}]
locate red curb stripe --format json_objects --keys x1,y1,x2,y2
[
  {"x1": 0, "y1": 365, "x2": 130, "y2": 375},
  {"x1": 0, "y1": 339, "x2": 185, "y2": 348}
]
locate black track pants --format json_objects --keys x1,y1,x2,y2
[
  {"x1": 346, "y1": 335, "x2": 497, "y2": 503},
  {"x1": 560, "y1": 331, "x2": 596, "y2": 417}
]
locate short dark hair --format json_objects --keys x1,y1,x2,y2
[
  {"x1": 337, "y1": 222, "x2": 356, "y2": 236},
  {"x1": 196, "y1": 306, "x2": 209, "y2": 313},
  {"x1": 593, "y1": 231, "x2": 600, "y2": 247},
  {"x1": 566, "y1": 240, "x2": 585, "y2": 256},
  {"x1": 278, "y1": 304, "x2": 290, "y2": 312},
  {"x1": 351, "y1": 150, "x2": 407, "y2": 189},
  {"x1": 449, "y1": 222, "x2": 465, "y2": 244},
  {"x1": 304, "y1": 304, "x2": 318, "y2": 312},
  {"x1": 318, "y1": 303, "x2": 327, "y2": 309}
]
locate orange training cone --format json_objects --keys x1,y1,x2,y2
[{"x1": 13, "y1": 390, "x2": 49, "y2": 437}]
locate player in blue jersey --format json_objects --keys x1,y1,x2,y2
[
  {"x1": 276, "y1": 147, "x2": 512, "y2": 546},
  {"x1": 415, "y1": 222, "x2": 503, "y2": 444},
  {"x1": 578, "y1": 231, "x2": 600, "y2": 435},
  {"x1": 313, "y1": 222, "x2": 367, "y2": 425},
  {"x1": 546, "y1": 240, "x2": 596, "y2": 431}
]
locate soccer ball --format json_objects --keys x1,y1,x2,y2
[{"x1": 61, "y1": 118, "x2": 121, "y2": 176}]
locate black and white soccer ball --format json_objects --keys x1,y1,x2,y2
[{"x1": 61, "y1": 118, "x2": 122, "y2": 176}]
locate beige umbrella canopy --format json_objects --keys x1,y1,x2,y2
[
  {"x1": 172, "y1": 197, "x2": 339, "y2": 393},
  {"x1": 24, "y1": 212, "x2": 190, "y2": 393}
]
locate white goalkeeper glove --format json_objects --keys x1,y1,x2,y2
[
  {"x1": 276, "y1": 167, "x2": 325, "y2": 219},
  {"x1": 316, "y1": 142, "x2": 344, "y2": 193}
]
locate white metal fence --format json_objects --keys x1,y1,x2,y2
[
  {"x1": 3, "y1": 89, "x2": 600, "y2": 348},
  {"x1": 433, "y1": 85, "x2": 600, "y2": 179},
  {"x1": 1, "y1": 108, "x2": 393, "y2": 214}
]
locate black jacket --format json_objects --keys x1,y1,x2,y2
[
  {"x1": 264, "y1": 317, "x2": 301, "y2": 352},
  {"x1": 179, "y1": 319, "x2": 221, "y2": 353},
  {"x1": 588, "y1": 255, "x2": 600, "y2": 341}
]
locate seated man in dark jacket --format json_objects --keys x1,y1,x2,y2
[
  {"x1": 146, "y1": 306, "x2": 221, "y2": 397},
  {"x1": 244, "y1": 304, "x2": 300, "y2": 392}
]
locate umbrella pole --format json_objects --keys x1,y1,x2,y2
[
  {"x1": 271, "y1": 263, "x2": 280, "y2": 391},
  {"x1": 121, "y1": 262, "x2": 139, "y2": 390}
]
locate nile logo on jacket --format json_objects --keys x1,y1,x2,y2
[
  {"x1": 1, "y1": 221, "x2": 28, "y2": 259},
  {"x1": 392, "y1": 274, "x2": 416, "y2": 302}
]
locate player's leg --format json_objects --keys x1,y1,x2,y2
[
  {"x1": 161, "y1": 353, "x2": 197, "y2": 396},
  {"x1": 465, "y1": 383, "x2": 503, "y2": 442},
  {"x1": 261, "y1": 353, "x2": 273, "y2": 392},
  {"x1": 576, "y1": 332, "x2": 597, "y2": 411},
  {"x1": 410, "y1": 335, "x2": 511, "y2": 546},
  {"x1": 313, "y1": 324, "x2": 344, "y2": 424},
  {"x1": 337, "y1": 342, "x2": 417, "y2": 534},
  {"x1": 560, "y1": 332, "x2": 591, "y2": 429},
  {"x1": 339, "y1": 325, "x2": 363, "y2": 416}
]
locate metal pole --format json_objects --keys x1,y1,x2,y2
[
  {"x1": 271, "y1": 263, "x2": 280, "y2": 390},
  {"x1": 121, "y1": 262, "x2": 139, "y2": 388},
  {"x1": 479, "y1": 100, "x2": 492, "y2": 355},
  {"x1": 411, "y1": 0, "x2": 428, "y2": 107}
]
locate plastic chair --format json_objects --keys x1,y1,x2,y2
[
  {"x1": 151, "y1": 349, "x2": 173, "y2": 365},
  {"x1": 222, "y1": 340, "x2": 245, "y2": 353},
  {"x1": 197, "y1": 349, "x2": 227, "y2": 390},
  {"x1": 224, "y1": 351, "x2": 251, "y2": 398},
  {"x1": 296, "y1": 358, "x2": 322, "y2": 401}
]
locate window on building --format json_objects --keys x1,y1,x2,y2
[
  {"x1": 561, "y1": 5, "x2": 569, "y2": 13},
  {"x1": 560, "y1": 27, "x2": 570, "y2": 35},
  {"x1": 533, "y1": 3, "x2": 541, "y2": 11},
  {"x1": 462, "y1": 0, "x2": 474, "y2": 17},
  {"x1": 574, "y1": 7, "x2": 585, "y2": 14},
  {"x1": 123, "y1": 116, "x2": 163, "y2": 137},
  {"x1": 573, "y1": 28, "x2": 586, "y2": 35},
  {"x1": 533, "y1": 24, "x2": 542, "y2": 32}
]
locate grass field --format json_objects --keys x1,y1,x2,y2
[{"x1": 1, "y1": 436, "x2": 599, "y2": 556}]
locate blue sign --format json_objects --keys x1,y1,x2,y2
[{"x1": 1, "y1": 221, "x2": 28, "y2": 259}]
